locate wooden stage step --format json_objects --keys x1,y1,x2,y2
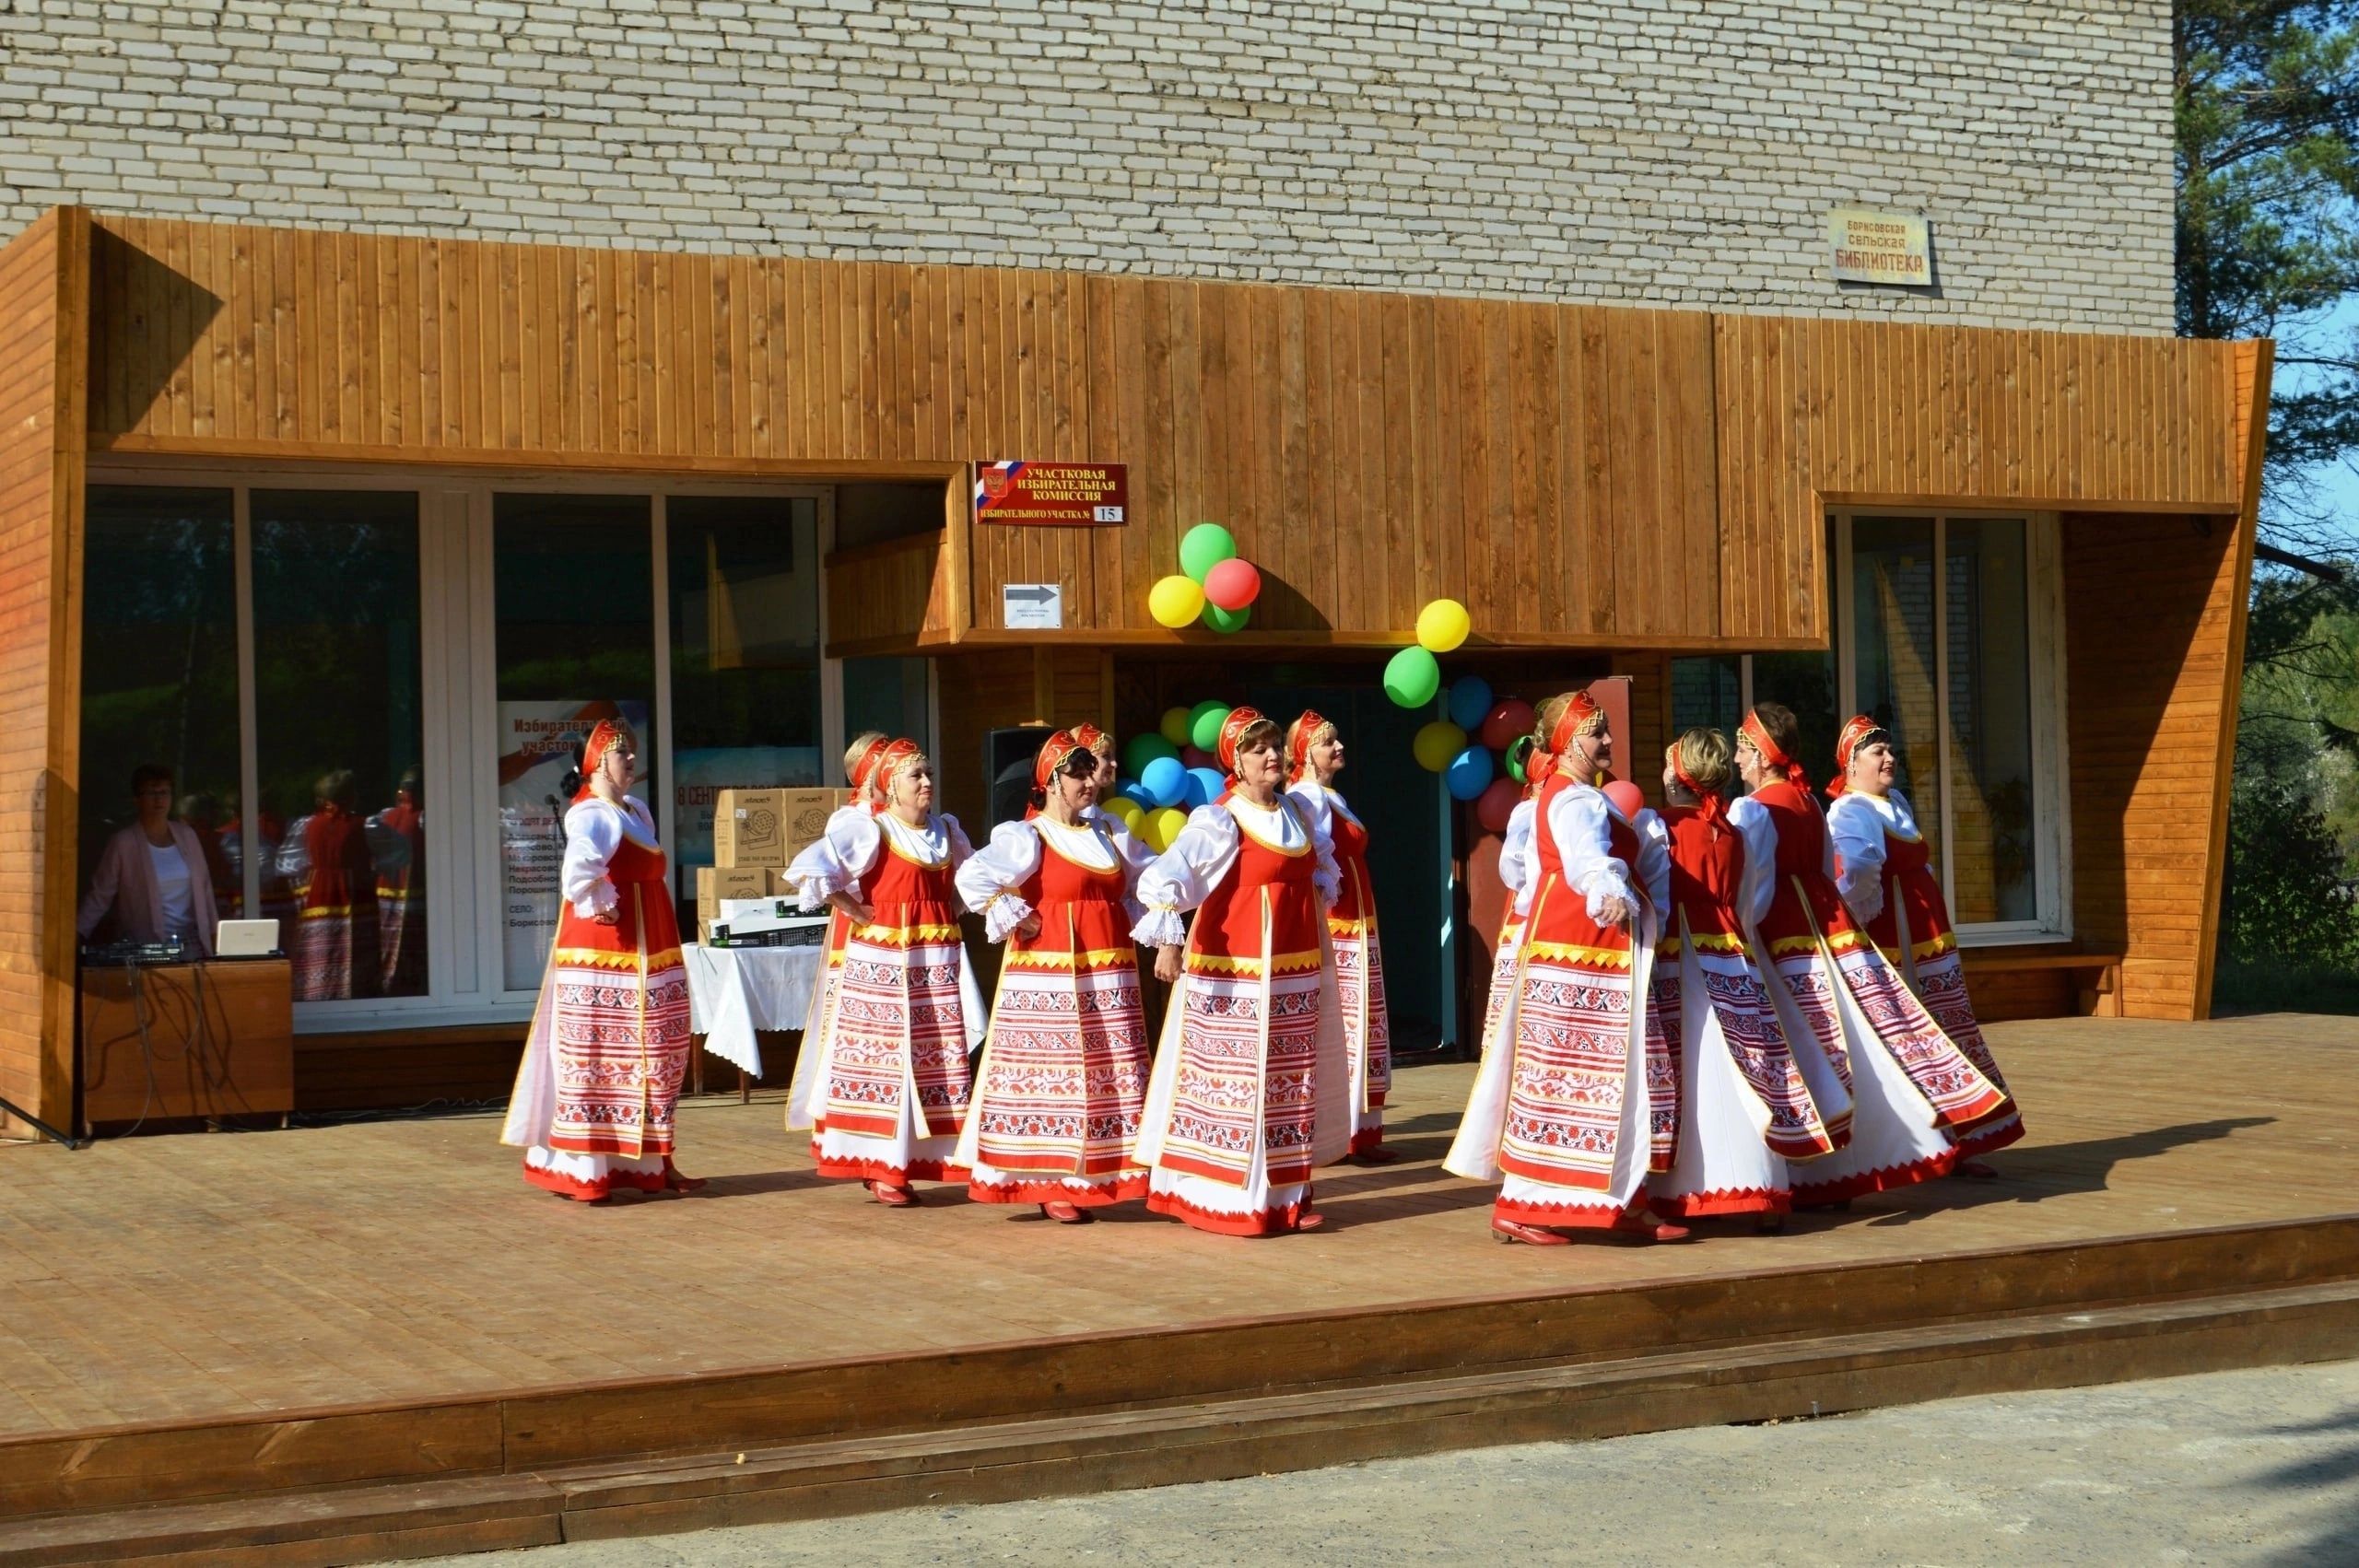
[{"x1": 5, "y1": 1213, "x2": 2358, "y2": 1565}]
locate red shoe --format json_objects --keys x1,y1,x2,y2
[
  {"x1": 1349, "y1": 1146, "x2": 1401, "y2": 1165},
  {"x1": 662, "y1": 1159, "x2": 709, "y2": 1193},
  {"x1": 1614, "y1": 1213, "x2": 1692, "y2": 1243},
  {"x1": 871, "y1": 1182, "x2": 919, "y2": 1208},
  {"x1": 1954, "y1": 1158, "x2": 2000, "y2": 1180},
  {"x1": 1291, "y1": 1211, "x2": 1326, "y2": 1233},
  {"x1": 1040, "y1": 1199, "x2": 1092, "y2": 1224},
  {"x1": 1492, "y1": 1217, "x2": 1569, "y2": 1246}
]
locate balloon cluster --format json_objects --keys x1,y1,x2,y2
[
  {"x1": 1405, "y1": 669, "x2": 1536, "y2": 834},
  {"x1": 1101, "y1": 700, "x2": 1235, "y2": 850},
  {"x1": 1149, "y1": 524, "x2": 1262, "y2": 633}
]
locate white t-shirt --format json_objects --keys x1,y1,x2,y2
[{"x1": 148, "y1": 840, "x2": 194, "y2": 938}]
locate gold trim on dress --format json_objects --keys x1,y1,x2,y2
[
  {"x1": 553, "y1": 943, "x2": 686, "y2": 971},
  {"x1": 881, "y1": 813, "x2": 952, "y2": 870},
  {"x1": 1034, "y1": 813, "x2": 1122, "y2": 873},
  {"x1": 1225, "y1": 795, "x2": 1311, "y2": 857}
]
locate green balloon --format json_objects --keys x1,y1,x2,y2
[
  {"x1": 1383, "y1": 645, "x2": 1442, "y2": 708},
  {"x1": 1179, "y1": 523, "x2": 1238, "y2": 583},
  {"x1": 1202, "y1": 602, "x2": 1250, "y2": 634},
  {"x1": 1122, "y1": 731, "x2": 1179, "y2": 777},
  {"x1": 1190, "y1": 701, "x2": 1234, "y2": 753},
  {"x1": 1505, "y1": 733, "x2": 1535, "y2": 784}
]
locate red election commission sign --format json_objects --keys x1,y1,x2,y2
[{"x1": 974, "y1": 461, "x2": 1127, "y2": 526}]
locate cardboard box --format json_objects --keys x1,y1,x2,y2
[
  {"x1": 713, "y1": 787, "x2": 846, "y2": 868},
  {"x1": 695, "y1": 864, "x2": 769, "y2": 943}
]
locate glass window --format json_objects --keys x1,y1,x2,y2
[
  {"x1": 843, "y1": 656, "x2": 931, "y2": 766},
  {"x1": 1751, "y1": 650, "x2": 1837, "y2": 788},
  {"x1": 1669, "y1": 655, "x2": 1743, "y2": 740},
  {"x1": 1849, "y1": 516, "x2": 1943, "y2": 880},
  {"x1": 493, "y1": 494, "x2": 654, "y2": 991},
  {"x1": 77, "y1": 486, "x2": 240, "y2": 941},
  {"x1": 1945, "y1": 518, "x2": 2038, "y2": 923},
  {"x1": 251, "y1": 490, "x2": 426, "y2": 1000},
  {"x1": 665, "y1": 496, "x2": 822, "y2": 878}
]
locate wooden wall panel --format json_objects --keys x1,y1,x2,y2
[
  {"x1": 0, "y1": 209, "x2": 83, "y2": 1139},
  {"x1": 824, "y1": 533, "x2": 946, "y2": 654},
  {"x1": 2062, "y1": 511, "x2": 2247, "y2": 1020},
  {"x1": 1714, "y1": 316, "x2": 2245, "y2": 645},
  {"x1": 87, "y1": 215, "x2": 2251, "y2": 656}
]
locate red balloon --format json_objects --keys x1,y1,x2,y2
[
  {"x1": 1474, "y1": 777, "x2": 1520, "y2": 835},
  {"x1": 1603, "y1": 779, "x2": 1646, "y2": 820},
  {"x1": 1203, "y1": 557, "x2": 1262, "y2": 611},
  {"x1": 1180, "y1": 744, "x2": 1218, "y2": 770},
  {"x1": 1479, "y1": 697, "x2": 1536, "y2": 752}
]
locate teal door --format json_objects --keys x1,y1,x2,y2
[{"x1": 1247, "y1": 683, "x2": 1450, "y2": 1051}]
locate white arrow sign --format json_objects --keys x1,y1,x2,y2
[{"x1": 1003, "y1": 583, "x2": 1063, "y2": 629}]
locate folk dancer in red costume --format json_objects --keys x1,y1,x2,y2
[
  {"x1": 786, "y1": 731, "x2": 893, "y2": 1139},
  {"x1": 1825, "y1": 715, "x2": 2022, "y2": 1169},
  {"x1": 374, "y1": 766, "x2": 426, "y2": 995},
  {"x1": 501, "y1": 719, "x2": 703, "y2": 1201},
  {"x1": 1644, "y1": 728, "x2": 1847, "y2": 1227},
  {"x1": 1445, "y1": 690, "x2": 1690, "y2": 1246},
  {"x1": 289, "y1": 769, "x2": 381, "y2": 1000},
  {"x1": 783, "y1": 738, "x2": 985, "y2": 1208},
  {"x1": 1731, "y1": 703, "x2": 2015, "y2": 1206},
  {"x1": 1285, "y1": 710, "x2": 1395, "y2": 1163},
  {"x1": 956, "y1": 730, "x2": 1156, "y2": 1222},
  {"x1": 1133, "y1": 708, "x2": 1352, "y2": 1236}
]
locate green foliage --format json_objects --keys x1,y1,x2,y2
[{"x1": 2222, "y1": 776, "x2": 2359, "y2": 965}]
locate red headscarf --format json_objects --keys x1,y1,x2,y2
[
  {"x1": 1739, "y1": 708, "x2": 1810, "y2": 793},
  {"x1": 1524, "y1": 689, "x2": 1603, "y2": 791},
  {"x1": 1285, "y1": 709, "x2": 1334, "y2": 784},
  {"x1": 1826, "y1": 715, "x2": 1891, "y2": 800},
  {"x1": 1670, "y1": 745, "x2": 1728, "y2": 834},
  {"x1": 572, "y1": 717, "x2": 633, "y2": 803},
  {"x1": 1217, "y1": 705, "x2": 1269, "y2": 790},
  {"x1": 866, "y1": 738, "x2": 922, "y2": 813}
]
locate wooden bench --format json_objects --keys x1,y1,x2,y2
[{"x1": 1958, "y1": 948, "x2": 2127, "y2": 1021}]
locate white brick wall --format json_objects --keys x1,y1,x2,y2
[{"x1": 0, "y1": 1, "x2": 2175, "y2": 333}]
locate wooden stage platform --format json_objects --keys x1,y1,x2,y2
[{"x1": 2, "y1": 1013, "x2": 2357, "y2": 1563}]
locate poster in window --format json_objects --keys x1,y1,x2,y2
[{"x1": 498, "y1": 700, "x2": 649, "y2": 991}]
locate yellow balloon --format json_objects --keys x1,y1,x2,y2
[
  {"x1": 1149, "y1": 574, "x2": 1207, "y2": 629},
  {"x1": 1148, "y1": 805, "x2": 1191, "y2": 850},
  {"x1": 1158, "y1": 706, "x2": 1193, "y2": 746},
  {"x1": 1416, "y1": 597, "x2": 1472, "y2": 654},
  {"x1": 1413, "y1": 720, "x2": 1468, "y2": 772},
  {"x1": 1109, "y1": 798, "x2": 1144, "y2": 832}
]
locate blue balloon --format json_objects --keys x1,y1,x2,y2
[
  {"x1": 1118, "y1": 778, "x2": 1156, "y2": 809},
  {"x1": 1447, "y1": 674, "x2": 1494, "y2": 731},
  {"x1": 1184, "y1": 766, "x2": 1226, "y2": 809},
  {"x1": 1445, "y1": 744, "x2": 1495, "y2": 802},
  {"x1": 1139, "y1": 755, "x2": 1188, "y2": 808}
]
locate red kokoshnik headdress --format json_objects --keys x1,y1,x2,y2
[
  {"x1": 1524, "y1": 689, "x2": 1604, "y2": 791},
  {"x1": 1671, "y1": 749, "x2": 1728, "y2": 834},
  {"x1": 1216, "y1": 705, "x2": 1268, "y2": 790},
  {"x1": 1033, "y1": 728, "x2": 1084, "y2": 790},
  {"x1": 866, "y1": 738, "x2": 923, "y2": 813},
  {"x1": 572, "y1": 717, "x2": 633, "y2": 802},
  {"x1": 1739, "y1": 708, "x2": 1811, "y2": 793},
  {"x1": 1285, "y1": 709, "x2": 1335, "y2": 784},
  {"x1": 1826, "y1": 715, "x2": 1891, "y2": 800},
  {"x1": 848, "y1": 733, "x2": 895, "y2": 801},
  {"x1": 1072, "y1": 722, "x2": 1112, "y2": 760}
]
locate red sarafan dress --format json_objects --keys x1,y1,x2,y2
[
  {"x1": 1132, "y1": 795, "x2": 1351, "y2": 1236},
  {"x1": 1731, "y1": 780, "x2": 2009, "y2": 1203},
  {"x1": 783, "y1": 810, "x2": 986, "y2": 1187},
  {"x1": 292, "y1": 802, "x2": 381, "y2": 1000},
  {"x1": 1446, "y1": 776, "x2": 1671, "y2": 1229},
  {"x1": 1287, "y1": 780, "x2": 1391, "y2": 1154},
  {"x1": 374, "y1": 797, "x2": 425, "y2": 996},
  {"x1": 955, "y1": 813, "x2": 1155, "y2": 1205},
  {"x1": 1642, "y1": 804, "x2": 1841, "y2": 1219},
  {"x1": 500, "y1": 794, "x2": 694, "y2": 1200},
  {"x1": 1827, "y1": 787, "x2": 2023, "y2": 1158}
]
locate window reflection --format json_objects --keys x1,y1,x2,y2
[
  {"x1": 252, "y1": 490, "x2": 426, "y2": 1000},
  {"x1": 77, "y1": 486, "x2": 240, "y2": 941},
  {"x1": 1850, "y1": 517, "x2": 1943, "y2": 882},
  {"x1": 1945, "y1": 520, "x2": 2038, "y2": 922}
]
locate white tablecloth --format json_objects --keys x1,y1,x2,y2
[{"x1": 682, "y1": 942, "x2": 824, "y2": 1080}]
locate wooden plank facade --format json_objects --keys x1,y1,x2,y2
[{"x1": 0, "y1": 209, "x2": 2271, "y2": 1133}]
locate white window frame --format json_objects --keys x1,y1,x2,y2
[
  {"x1": 83, "y1": 459, "x2": 840, "y2": 1032},
  {"x1": 1816, "y1": 508, "x2": 2071, "y2": 946}
]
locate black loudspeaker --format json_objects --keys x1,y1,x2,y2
[{"x1": 983, "y1": 725, "x2": 1055, "y2": 832}]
